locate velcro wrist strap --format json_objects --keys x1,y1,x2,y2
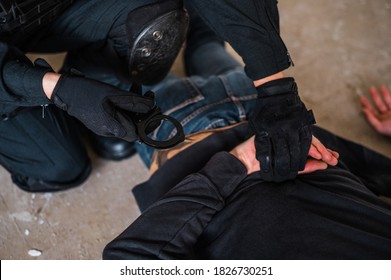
[
  {"x1": 256, "y1": 77, "x2": 296, "y2": 97},
  {"x1": 51, "y1": 74, "x2": 70, "y2": 110}
]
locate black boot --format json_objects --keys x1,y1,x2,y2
[
  {"x1": 89, "y1": 132, "x2": 137, "y2": 161},
  {"x1": 11, "y1": 161, "x2": 91, "y2": 193}
]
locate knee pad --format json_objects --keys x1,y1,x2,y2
[{"x1": 126, "y1": 0, "x2": 189, "y2": 85}]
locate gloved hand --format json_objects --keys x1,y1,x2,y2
[
  {"x1": 51, "y1": 75, "x2": 155, "y2": 142},
  {"x1": 249, "y1": 77, "x2": 315, "y2": 182}
]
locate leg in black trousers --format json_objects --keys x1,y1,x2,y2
[{"x1": 0, "y1": 106, "x2": 90, "y2": 192}]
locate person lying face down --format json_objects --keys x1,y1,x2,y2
[{"x1": 103, "y1": 121, "x2": 391, "y2": 259}]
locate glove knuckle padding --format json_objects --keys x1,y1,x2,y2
[
  {"x1": 106, "y1": 94, "x2": 154, "y2": 113},
  {"x1": 250, "y1": 77, "x2": 315, "y2": 182},
  {"x1": 114, "y1": 110, "x2": 138, "y2": 142}
]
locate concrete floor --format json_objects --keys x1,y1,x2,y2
[{"x1": 1, "y1": 0, "x2": 391, "y2": 259}]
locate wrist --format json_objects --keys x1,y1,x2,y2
[
  {"x1": 229, "y1": 136, "x2": 259, "y2": 175},
  {"x1": 43, "y1": 72, "x2": 61, "y2": 99},
  {"x1": 253, "y1": 72, "x2": 284, "y2": 88},
  {"x1": 229, "y1": 150, "x2": 251, "y2": 175}
]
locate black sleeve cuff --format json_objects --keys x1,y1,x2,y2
[
  {"x1": 198, "y1": 151, "x2": 248, "y2": 199},
  {"x1": 3, "y1": 59, "x2": 51, "y2": 102}
]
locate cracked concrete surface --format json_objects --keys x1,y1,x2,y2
[{"x1": 1, "y1": 0, "x2": 390, "y2": 259}]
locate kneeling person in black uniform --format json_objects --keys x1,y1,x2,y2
[{"x1": 0, "y1": 0, "x2": 188, "y2": 192}]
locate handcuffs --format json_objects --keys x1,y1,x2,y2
[
  {"x1": 125, "y1": 6, "x2": 188, "y2": 149},
  {"x1": 130, "y1": 82, "x2": 184, "y2": 149}
]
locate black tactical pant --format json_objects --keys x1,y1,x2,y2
[{"x1": 0, "y1": 0, "x2": 157, "y2": 186}]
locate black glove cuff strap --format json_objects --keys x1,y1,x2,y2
[
  {"x1": 51, "y1": 75, "x2": 69, "y2": 111},
  {"x1": 256, "y1": 77, "x2": 296, "y2": 96}
]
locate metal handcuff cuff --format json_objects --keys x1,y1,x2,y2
[
  {"x1": 129, "y1": 82, "x2": 184, "y2": 149},
  {"x1": 126, "y1": 7, "x2": 188, "y2": 149}
]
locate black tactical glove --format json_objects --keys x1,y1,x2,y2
[
  {"x1": 51, "y1": 75, "x2": 155, "y2": 142},
  {"x1": 249, "y1": 77, "x2": 315, "y2": 182}
]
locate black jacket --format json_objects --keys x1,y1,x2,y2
[
  {"x1": 0, "y1": 42, "x2": 49, "y2": 115},
  {"x1": 103, "y1": 124, "x2": 391, "y2": 259}
]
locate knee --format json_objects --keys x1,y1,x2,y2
[{"x1": 48, "y1": 158, "x2": 91, "y2": 183}]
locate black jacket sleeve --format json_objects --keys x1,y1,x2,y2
[
  {"x1": 0, "y1": 42, "x2": 49, "y2": 115},
  {"x1": 183, "y1": 0, "x2": 292, "y2": 80},
  {"x1": 102, "y1": 151, "x2": 248, "y2": 260}
]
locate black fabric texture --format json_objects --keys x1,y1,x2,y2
[
  {"x1": 51, "y1": 74, "x2": 155, "y2": 141},
  {"x1": 183, "y1": 6, "x2": 225, "y2": 77},
  {"x1": 0, "y1": 43, "x2": 52, "y2": 113},
  {"x1": 0, "y1": 105, "x2": 90, "y2": 184},
  {"x1": 2, "y1": 57, "x2": 52, "y2": 102},
  {"x1": 197, "y1": 167, "x2": 391, "y2": 259},
  {"x1": 183, "y1": 0, "x2": 291, "y2": 80},
  {"x1": 103, "y1": 151, "x2": 247, "y2": 260},
  {"x1": 249, "y1": 77, "x2": 315, "y2": 182},
  {"x1": 133, "y1": 123, "x2": 250, "y2": 212},
  {"x1": 0, "y1": 0, "x2": 74, "y2": 45},
  {"x1": 310, "y1": 126, "x2": 391, "y2": 197},
  {"x1": 126, "y1": 0, "x2": 182, "y2": 44},
  {"x1": 11, "y1": 161, "x2": 91, "y2": 193}
]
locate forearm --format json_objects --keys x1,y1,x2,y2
[
  {"x1": 103, "y1": 178, "x2": 225, "y2": 260},
  {"x1": 42, "y1": 72, "x2": 61, "y2": 99},
  {"x1": 103, "y1": 152, "x2": 247, "y2": 260},
  {"x1": 253, "y1": 71, "x2": 284, "y2": 87},
  {"x1": 183, "y1": 0, "x2": 291, "y2": 80}
]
